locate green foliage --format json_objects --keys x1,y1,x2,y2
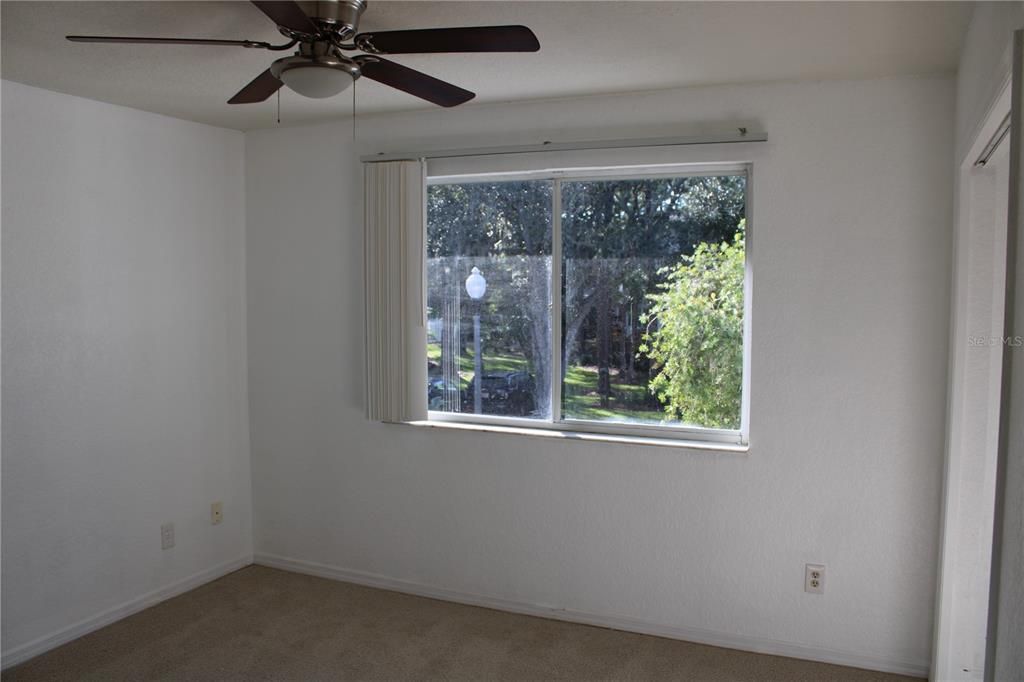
[
  {"x1": 427, "y1": 181, "x2": 552, "y2": 258},
  {"x1": 640, "y1": 223, "x2": 745, "y2": 429},
  {"x1": 426, "y1": 176, "x2": 747, "y2": 423}
]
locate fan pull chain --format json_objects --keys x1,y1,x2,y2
[
  {"x1": 351, "y1": 77, "x2": 356, "y2": 142},
  {"x1": 276, "y1": 89, "x2": 281, "y2": 125}
]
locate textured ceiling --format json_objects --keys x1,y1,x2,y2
[{"x1": 1, "y1": 1, "x2": 972, "y2": 131}]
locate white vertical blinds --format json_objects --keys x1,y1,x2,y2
[{"x1": 364, "y1": 160, "x2": 427, "y2": 422}]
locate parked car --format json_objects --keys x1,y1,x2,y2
[
  {"x1": 428, "y1": 371, "x2": 536, "y2": 416},
  {"x1": 427, "y1": 377, "x2": 462, "y2": 411},
  {"x1": 465, "y1": 371, "x2": 536, "y2": 416}
]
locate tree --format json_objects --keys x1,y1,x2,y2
[
  {"x1": 426, "y1": 176, "x2": 746, "y2": 421},
  {"x1": 426, "y1": 181, "x2": 553, "y2": 414},
  {"x1": 639, "y1": 223, "x2": 745, "y2": 429},
  {"x1": 560, "y1": 176, "x2": 746, "y2": 410}
]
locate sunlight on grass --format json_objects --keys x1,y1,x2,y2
[
  {"x1": 563, "y1": 364, "x2": 667, "y2": 423},
  {"x1": 430, "y1": 344, "x2": 669, "y2": 423},
  {"x1": 429, "y1": 344, "x2": 530, "y2": 389}
]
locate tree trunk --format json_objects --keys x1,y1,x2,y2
[
  {"x1": 620, "y1": 304, "x2": 629, "y2": 384},
  {"x1": 562, "y1": 292, "x2": 594, "y2": 381},
  {"x1": 597, "y1": 268, "x2": 611, "y2": 408},
  {"x1": 527, "y1": 255, "x2": 551, "y2": 417},
  {"x1": 441, "y1": 275, "x2": 461, "y2": 412},
  {"x1": 626, "y1": 301, "x2": 636, "y2": 383}
]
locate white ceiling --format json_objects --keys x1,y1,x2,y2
[{"x1": 1, "y1": 1, "x2": 972, "y2": 131}]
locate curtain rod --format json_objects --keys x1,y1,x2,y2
[
  {"x1": 360, "y1": 129, "x2": 767, "y2": 163},
  {"x1": 975, "y1": 112, "x2": 1011, "y2": 167}
]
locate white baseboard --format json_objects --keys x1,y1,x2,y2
[
  {"x1": 1, "y1": 554, "x2": 253, "y2": 670},
  {"x1": 254, "y1": 553, "x2": 929, "y2": 679}
]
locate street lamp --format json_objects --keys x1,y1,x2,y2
[{"x1": 465, "y1": 266, "x2": 486, "y2": 414}]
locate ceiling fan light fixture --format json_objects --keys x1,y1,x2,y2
[
  {"x1": 280, "y1": 63, "x2": 353, "y2": 98},
  {"x1": 270, "y1": 53, "x2": 361, "y2": 99}
]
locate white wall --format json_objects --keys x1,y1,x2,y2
[
  {"x1": 1, "y1": 81, "x2": 252, "y2": 665},
  {"x1": 246, "y1": 74, "x2": 953, "y2": 676}
]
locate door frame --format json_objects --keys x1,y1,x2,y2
[{"x1": 931, "y1": 60, "x2": 1013, "y2": 682}]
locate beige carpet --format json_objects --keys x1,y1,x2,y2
[{"x1": 5, "y1": 566, "x2": 921, "y2": 681}]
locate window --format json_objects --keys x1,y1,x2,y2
[{"x1": 425, "y1": 165, "x2": 749, "y2": 443}]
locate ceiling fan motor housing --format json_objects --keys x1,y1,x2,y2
[{"x1": 296, "y1": 0, "x2": 367, "y2": 40}]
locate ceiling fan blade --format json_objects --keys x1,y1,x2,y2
[
  {"x1": 228, "y1": 69, "x2": 284, "y2": 104},
  {"x1": 67, "y1": 35, "x2": 271, "y2": 48},
  {"x1": 250, "y1": 1, "x2": 318, "y2": 35},
  {"x1": 358, "y1": 58, "x2": 474, "y2": 107},
  {"x1": 355, "y1": 25, "x2": 539, "y2": 54}
]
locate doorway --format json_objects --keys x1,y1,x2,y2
[{"x1": 932, "y1": 87, "x2": 1010, "y2": 681}]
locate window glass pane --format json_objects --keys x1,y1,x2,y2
[
  {"x1": 561, "y1": 175, "x2": 746, "y2": 429},
  {"x1": 427, "y1": 181, "x2": 552, "y2": 419}
]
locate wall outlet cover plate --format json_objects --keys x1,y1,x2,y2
[
  {"x1": 161, "y1": 523, "x2": 175, "y2": 550},
  {"x1": 805, "y1": 563, "x2": 825, "y2": 594}
]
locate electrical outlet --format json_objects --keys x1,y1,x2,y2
[
  {"x1": 211, "y1": 502, "x2": 223, "y2": 525},
  {"x1": 805, "y1": 564, "x2": 825, "y2": 594},
  {"x1": 161, "y1": 523, "x2": 175, "y2": 550}
]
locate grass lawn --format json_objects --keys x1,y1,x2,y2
[
  {"x1": 428, "y1": 343, "x2": 528, "y2": 388},
  {"x1": 563, "y1": 364, "x2": 667, "y2": 423},
  {"x1": 428, "y1": 343, "x2": 668, "y2": 423}
]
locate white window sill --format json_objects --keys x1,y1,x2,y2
[{"x1": 403, "y1": 419, "x2": 750, "y2": 453}]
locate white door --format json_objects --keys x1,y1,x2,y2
[
  {"x1": 985, "y1": 27, "x2": 1024, "y2": 682},
  {"x1": 933, "y1": 50, "x2": 1013, "y2": 682}
]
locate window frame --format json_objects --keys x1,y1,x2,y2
[{"x1": 424, "y1": 161, "x2": 753, "y2": 447}]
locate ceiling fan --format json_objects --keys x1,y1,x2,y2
[{"x1": 66, "y1": 0, "x2": 540, "y2": 107}]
